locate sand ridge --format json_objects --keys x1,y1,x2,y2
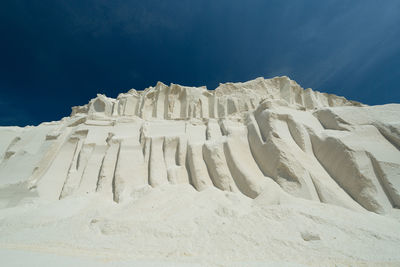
[{"x1": 0, "y1": 76, "x2": 399, "y2": 266}]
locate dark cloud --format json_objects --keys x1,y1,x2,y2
[{"x1": 1, "y1": 0, "x2": 399, "y2": 126}]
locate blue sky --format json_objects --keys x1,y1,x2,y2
[{"x1": 1, "y1": 0, "x2": 400, "y2": 126}]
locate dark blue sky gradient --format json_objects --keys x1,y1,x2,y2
[{"x1": 1, "y1": 1, "x2": 400, "y2": 126}]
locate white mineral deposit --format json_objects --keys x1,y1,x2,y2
[{"x1": 1, "y1": 76, "x2": 400, "y2": 266}]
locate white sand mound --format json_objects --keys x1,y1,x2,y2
[{"x1": 1, "y1": 76, "x2": 400, "y2": 266}]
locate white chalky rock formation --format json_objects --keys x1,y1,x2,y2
[{"x1": 1, "y1": 76, "x2": 400, "y2": 266}]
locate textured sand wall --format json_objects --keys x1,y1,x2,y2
[{"x1": 0, "y1": 77, "x2": 398, "y2": 215}]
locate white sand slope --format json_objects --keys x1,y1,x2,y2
[{"x1": 0, "y1": 76, "x2": 400, "y2": 266}]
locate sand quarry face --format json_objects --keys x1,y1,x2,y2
[{"x1": 1, "y1": 76, "x2": 400, "y2": 266}]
